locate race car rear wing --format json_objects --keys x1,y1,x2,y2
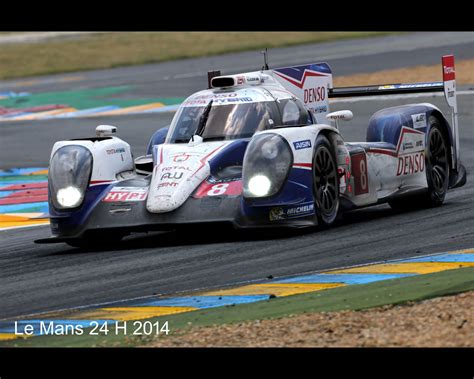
[
  {"x1": 328, "y1": 82, "x2": 444, "y2": 97},
  {"x1": 329, "y1": 55, "x2": 460, "y2": 171}
]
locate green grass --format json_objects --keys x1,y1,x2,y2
[
  {"x1": 0, "y1": 32, "x2": 399, "y2": 80},
  {"x1": 4, "y1": 266, "x2": 473, "y2": 347},
  {"x1": 0, "y1": 85, "x2": 185, "y2": 110}
]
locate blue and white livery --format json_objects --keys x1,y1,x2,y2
[{"x1": 36, "y1": 55, "x2": 466, "y2": 247}]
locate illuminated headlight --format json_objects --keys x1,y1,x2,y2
[
  {"x1": 57, "y1": 186, "x2": 83, "y2": 208},
  {"x1": 248, "y1": 175, "x2": 272, "y2": 197},
  {"x1": 49, "y1": 145, "x2": 93, "y2": 209},
  {"x1": 243, "y1": 133, "x2": 293, "y2": 198}
]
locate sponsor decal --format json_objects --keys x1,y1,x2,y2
[
  {"x1": 269, "y1": 207, "x2": 285, "y2": 221},
  {"x1": 213, "y1": 97, "x2": 253, "y2": 105},
  {"x1": 193, "y1": 180, "x2": 242, "y2": 198},
  {"x1": 195, "y1": 93, "x2": 238, "y2": 99},
  {"x1": 269, "y1": 202, "x2": 314, "y2": 221},
  {"x1": 411, "y1": 113, "x2": 427, "y2": 129},
  {"x1": 173, "y1": 153, "x2": 191, "y2": 162},
  {"x1": 293, "y1": 139, "x2": 312, "y2": 150},
  {"x1": 246, "y1": 75, "x2": 260, "y2": 82},
  {"x1": 106, "y1": 147, "x2": 126, "y2": 155},
  {"x1": 403, "y1": 142, "x2": 414, "y2": 151},
  {"x1": 183, "y1": 95, "x2": 254, "y2": 107},
  {"x1": 161, "y1": 172, "x2": 184, "y2": 180},
  {"x1": 287, "y1": 203, "x2": 314, "y2": 216},
  {"x1": 303, "y1": 86, "x2": 326, "y2": 104},
  {"x1": 328, "y1": 113, "x2": 349, "y2": 120},
  {"x1": 396, "y1": 152, "x2": 425, "y2": 176},
  {"x1": 158, "y1": 182, "x2": 178, "y2": 188},
  {"x1": 444, "y1": 66, "x2": 455, "y2": 75},
  {"x1": 442, "y1": 55, "x2": 455, "y2": 81},
  {"x1": 103, "y1": 187, "x2": 148, "y2": 202},
  {"x1": 162, "y1": 165, "x2": 193, "y2": 172},
  {"x1": 314, "y1": 105, "x2": 328, "y2": 114}
]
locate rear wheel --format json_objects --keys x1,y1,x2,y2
[
  {"x1": 425, "y1": 122, "x2": 450, "y2": 205},
  {"x1": 312, "y1": 135, "x2": 340, "y2": 226},
  {"x1": 389, "y1": 118, "x2": 449, "y2": 210}
]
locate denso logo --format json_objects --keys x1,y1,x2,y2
[
  {"x1": 293, "y1": 140, "x2": 312, "y2": 150},
  {"x1": 304, "y1": 86, "x2": 326, "y2": 103},
  {"x1": 396, "y1": 152, "x2": 425, "y2": 176}
]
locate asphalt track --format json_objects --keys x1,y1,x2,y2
[{"x1": 1, "y1": 33, "x2": 473, "y2": 320}]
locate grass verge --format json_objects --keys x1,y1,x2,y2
[
  {"x1": 0, "y1": 32, "x2": 398, "y2": 80},
  {"x1": 334, "y1": 59, "x2": 474, "y2": 87},
  {"x1": 3, "y1": 266, "x2": 473, "y2": 347}
]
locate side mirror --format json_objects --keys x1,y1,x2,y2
[
  {"x1": 326, "y1": 110, "x2": 353, "y2": 122},
  {"x1": 326, "y1": 110, "x2": 353, "y2": 129}
]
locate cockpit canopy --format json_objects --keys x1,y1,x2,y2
[{"x1": 166, "y1": 88, "x2": 312, "y2": 143}]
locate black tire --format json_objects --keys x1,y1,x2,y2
[
  {"x1": 424, "y1": 120, "x2": 450, "y2": 205},
  {"x1": 312, "y1": 135, "x2": 340, "y2": 226},
  {"x1": 389, "y1": 117, "x2": 449, "y2": 210}
]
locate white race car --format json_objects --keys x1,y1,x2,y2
[{"x1": 36, "y1": 54, "x2": 466, "y2": 247}]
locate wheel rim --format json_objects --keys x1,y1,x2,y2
[
  {"x1": 314, "y1": 146, "x2": 338, "y2": 215},
  {"x1": 428, "y1": 128, "x2": 448, "y2": 194}
]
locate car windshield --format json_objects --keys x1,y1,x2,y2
[{"x1": 167, "y1": 101, "x2": 280, "y2": 143}]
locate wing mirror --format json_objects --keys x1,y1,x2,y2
[{"x1": 326, "y1": 110, "x2": 353, "y2": 128}]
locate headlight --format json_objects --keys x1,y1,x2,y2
[
  {"x1": 49, "y1": 145, "x2": 93, "y2": 209},
  {"x1": 247, "y1": 175, "x2": 272, "y2": 197},
  {"x1": 243, "y1": 133, "x2": 293, "y2": 198},
  {"x1": 57, "y1": 186, "x2": 83, "y2": 208}
]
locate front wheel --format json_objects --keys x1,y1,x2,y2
[{"x1": 312, "y1": 135, "x2": 340, "y2": 227}]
